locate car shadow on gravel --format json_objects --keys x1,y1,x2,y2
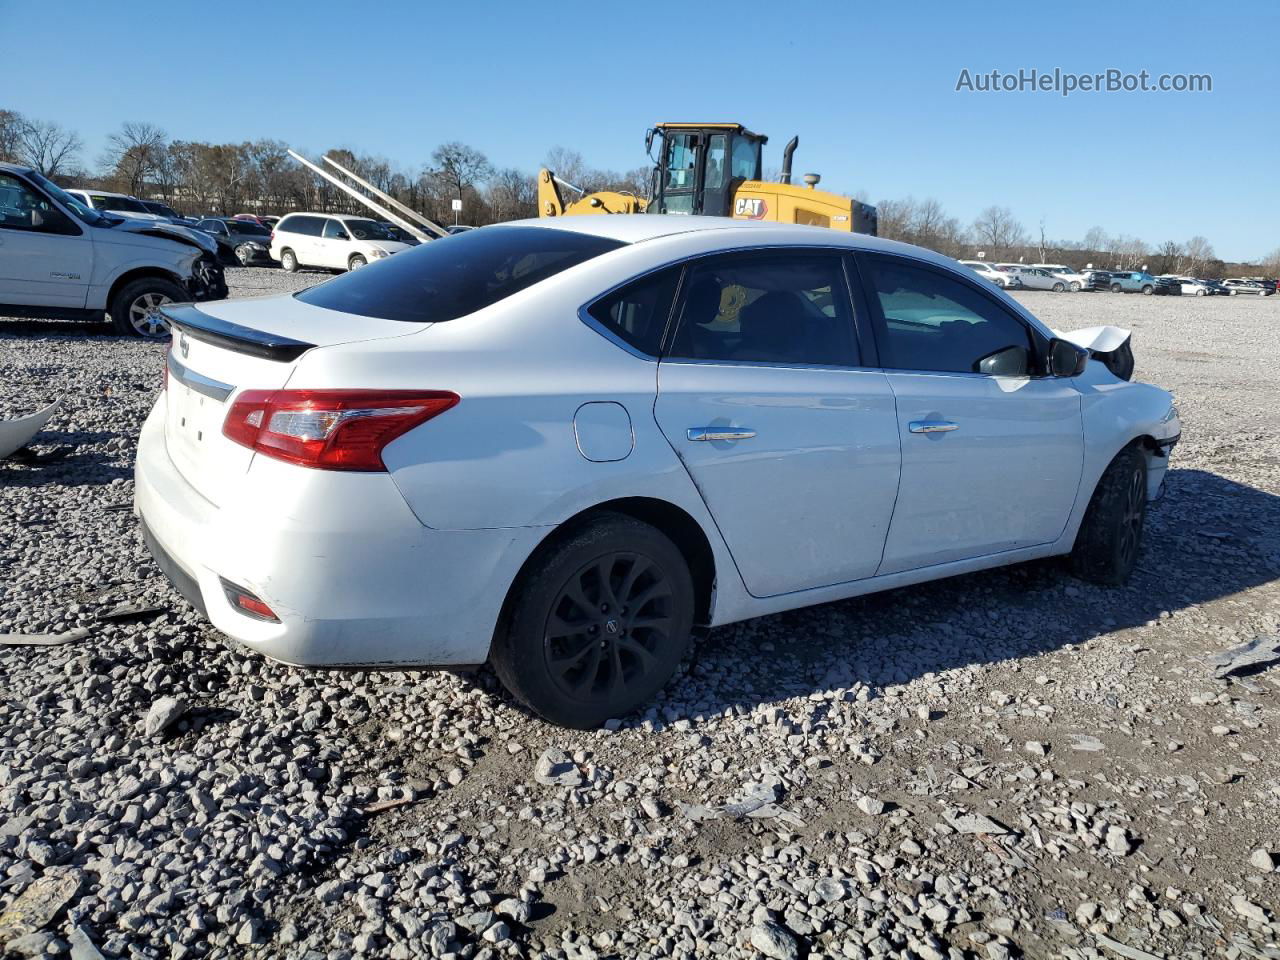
[
  {"x1": 1, "y1": 453, "x2": 133, "y2": 486},
  {"x1": 469, "y1": 467, "x2": 1280, "y2": 724}
]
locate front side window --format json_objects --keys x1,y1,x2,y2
[
  {"x1": 866, "y1": 256, "x2": 1034, "y2": 376},
  {"x1": 664, "y1": 133, "x2": 696, "y2": 190},
  {"x1": 322, "y1": 219, "x2": 349, "y2": 240},
  {"x1": 296, "y1": 225, "x2": 624, "y2": 323},
  {"x1": 0, "y1": 174, "x2": 76, "y2": 234},
  {"x1": 666, "y1": 252, "x2": 858, "y2": 367},
  {"x1": 586, "y1": 267, "x2": 680, "y2": 356},
  {"x1": 227, "y1": 220, "x2": 270, "y2": 236},
  {"x1": 92, "y1": 195, "x2": 149, "y2": 214}
]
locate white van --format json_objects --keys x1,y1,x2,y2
[{"x1": 270, "y1": 213, "x2": 411, "y2": 272}]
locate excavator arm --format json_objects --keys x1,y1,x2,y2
[{"x1": 537, "y1": 169, "x2": 646, "y2": 217}]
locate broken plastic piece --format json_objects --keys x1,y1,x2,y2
[
  {"x1": 0, "y1": 628, "x2": 91, "y2": 646},
  {"x1": 1207, "y1": 636, "x2": 1280, "y2": 679},
  {"x1": 0, "y1": 401, "x2": 61, "y2": 460}
]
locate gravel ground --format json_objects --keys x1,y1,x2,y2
[{"x1": 2, "y1": 274, "x2": 1278, "y2": 960}]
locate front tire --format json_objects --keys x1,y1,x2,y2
[
  {"x1": 280, "y1": 249, "x2": 299, "y2": 273},
  {"x1": 1142, "y1": 285, "x2": 1154, "y2": 295},
  {"x1": 1111, "y1": 283, "x2": 1123, "y2": 293},
  {"x1": 1052, "y1": 281, "x2": 1065, "y2": 292},
  {"x1": 490, "y1": 513, "x2": 695, "y2": 729},
  {"x1": 348, "y1": 254, "x2": 367, "y2": 271},
  {"x1": 109, "y1": 277, "x2": 185, "y2": 339},
  {"x1": 1196, "y1": 288, "x2": 1206, "y2": 296},
  {"x1": 234, "y1": 244, "x2": 255, "y2": 266},
  {"x1": 1070, "y1": 445, "x2": 1148, "y2": 586},
  {"x1": 1069, "y1": 281, "x2": 1081, "y2": 292}
]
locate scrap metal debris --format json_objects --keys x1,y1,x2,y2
[
  {"x1": 97, "y1": 604, "x2": 166, "y2": 623},
  {"x1": 1206, "y1": 636, "x2": 1280, "y2": 679},
  {"x1": 0, "y1": 628, "x2": 92, "y2": 647},
  {"x1": 0, "y1": 401, "x2": 61, "y2": 460},
  {"x1": 678, "y1": 780, "x2": 805, "y2": 827}
]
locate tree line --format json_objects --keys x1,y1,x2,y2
[{"x1": 2, "y1": 107, "x2": 1276, "y2": 276}]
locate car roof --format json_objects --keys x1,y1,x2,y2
[
  {"x1": 501, "y1": 214, "x2": 957, "y2": 263},
  {"x1": 0, "y1": 161, "x2": 35, "y2": 176},
  {"x1": 71, "y1": 188, "x2": 133, "y2": 198}
]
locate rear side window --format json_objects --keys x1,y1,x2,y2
[
  {"x1": 280, "y1": 215, "x2": 322, "y2": 236},
  {"x1": 296, "y1": 226, "x2": 625, "y2": 322},
  {"x1": 666, "y1": 251, "x2": 859, "y2": 367},
  {"x1": 586, "y1": 268, "x2": 680, "y2": 356}
]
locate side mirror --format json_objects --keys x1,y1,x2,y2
[
  {"x1": 976, "y1": 345, "x2": 1029, "y2": 377},
  {"x1": 1048, "y1": 338, "x2": 1089, "y2": 377}
]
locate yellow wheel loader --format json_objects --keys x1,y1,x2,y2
[{"x1": 537, "y1": 122, "x2": 877, "y2": 235}]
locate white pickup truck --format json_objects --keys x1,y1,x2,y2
[{"x1": 0, "y1": 162, "x2": 227, "y2": 338}]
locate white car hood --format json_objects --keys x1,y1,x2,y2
[
  {"x1": 1053, "y1": 325, "x2": 1131, "y2": 353},
  {"x1": 113, "y1": 218, "x2": 218, "y2": 256}
]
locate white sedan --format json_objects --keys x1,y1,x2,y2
[{"x1": 135, "y1": 217, "x2": 1181, "y2": 728}]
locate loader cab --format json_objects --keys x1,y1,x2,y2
[{"x1": 648, "y1": 123, "x2": 766, "y2": 217}]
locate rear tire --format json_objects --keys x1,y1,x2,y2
[
  {"x1": 280, "y1": 249, "x2": 299, "y2": 273},
  {"x1": 1070, "y1": 445, "x2": 1148, "y2": 586},
  {"x1": 490, "y1": 513, "x2": 695, "y2": 729},
  {"x1": 109, "y1": 277, "x2": 185, "y2": 339}
]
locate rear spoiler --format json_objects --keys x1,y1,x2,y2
[{"x1": 162, "y1": 304, "x2": 315, "y2": 363}]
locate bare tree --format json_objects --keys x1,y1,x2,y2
[
  {"x1": 428, "y1": 142, "x2": 493, "y2": 220},
  {"x1": 874, "y1": 197, "x2": 916, "y2": 243},
  {"x1": 1112, "y1": 234, "x2": 1148, "y2": 270},
  {"x1": 1184, "y1": 236, "x2": 1215, "y2": 276},
  {"x1": 1261, "y1": 246, "x2": 1280, "y2": 279},
  {"x1": 1037, "y1": 218, "x2": 1049, "y2": 263},
  {"x1": 101, "y1": 121, "x2": 167, "y2": 196},
  {"x1": 15, "y1": 119, "x2": 82, "y2": 178},
  {"x1": 0, "y1": 109, "x2": 25, "y2": 163},
  {"x1": 1153, "y1": 240, "x2": 1184, "y2": 275},
  {"x1": 485, "y1": 167, "x2": 537, "y2": 222},
  {"x1": 542, "y1": 146, "x2": 586, "y2": 187},
  {"x1": 970, "y1": 206, "x2": 1027, "y2": 258}
]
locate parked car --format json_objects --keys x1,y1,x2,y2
[
  {"x1": 195, "y1": 217, "x2": 275, "y2": 266},
  {"x1": 1199, "y1": 279, "x2": 1230, "y2": 296},
  {"x1": 135, "y1": 216, "x2": 1180, "y2": 727},
  {"x1": 1222, "y1": 279, "x2": 1274, "y2": 296},
  {"x1": 1014, "y1": 267, "x2": 1075, "y2": 292},
  {"x1": 1031, "y1": 264, "x2": 1088, "y2": 292},
  {"x1": 269, "y1": 213, "x2": 412, "y2": 272},
  {"x1": 139, "y1": 200, "x2": 195, "y2": 224},
  {"x1": 1108, "y1": 271, "x2": 1157, "y2": 295},
  {"x1": 1165, "y1": 276, "x2": 1212, "y2": 296},
  {"x1": 958, "y1": 260, "x2": 1017, "y2": 288},
  {"x1": 0, "y1": 162, "x2": 227, "y2": 338},
  {"x1": 1152, "y1": 276, "x2": 1182, "y2": 296},
  {"x1": 1079, "y1": 270, "x2": 1112, "y2": 291},
  {"x1": 65, "y1": 189, "x2": 166, "y2": 221}
]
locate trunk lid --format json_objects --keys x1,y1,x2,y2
[{"x1": 161, "y1": 296, "x2": 429, "y2": 505}]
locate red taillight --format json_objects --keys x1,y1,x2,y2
[
  {"x1": 222, "y1": 389, "x2": 459, "y2": 471},
  {"x1": 269, "y1": 229, "x2": 275, "y2": 244},
  {"x1": 220, "y1": 579, "x2": 279, "y2": 622}
]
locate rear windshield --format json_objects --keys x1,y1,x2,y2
[
  {"x1": 295, "y1": 226, "x2": 625, "y2": 322},
  {"x1": 228, "y1": 220, "x2": 270, "y2": 236}
]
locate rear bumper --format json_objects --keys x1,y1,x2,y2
[{"x1": 133, "y1": 397, "x2": 543, "y2": 668}]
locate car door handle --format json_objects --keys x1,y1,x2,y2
[
  {"x1": 908, "y1": 420, "x2": 959, "y2": 434},
  {"x1": 687, "y1": 427, "x2": 756, "y2": 442}
]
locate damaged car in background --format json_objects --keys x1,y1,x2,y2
[
  {"x1": 134, "y1": 216, "x2": 1180, "y2": 728},
  {"x1": 0, "y1": 163, "x2": 227, "y2": 338}
]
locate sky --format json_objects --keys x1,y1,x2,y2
[{"x1": 4, "y1": 0, "x2": 1277, "y2": 262}]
